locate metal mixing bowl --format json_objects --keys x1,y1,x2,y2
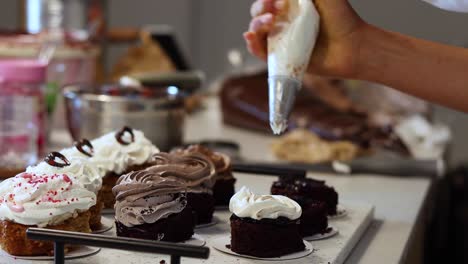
[{"x1": 63, "y1": 84, "x2": 185, "y2": 151}]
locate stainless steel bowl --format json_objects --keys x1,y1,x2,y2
[{"x1": 63, "y1": 84, "x2": 185, "y2": 151}]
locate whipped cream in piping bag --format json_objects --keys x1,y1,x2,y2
[
  {"x1": 91, "y1": 128, "x2": 159, "y2": 175},
  {"x1": 229, "y1": 186, "x2": 302, "y2": 220},
  {"x1": 268, "y1": 0, "x2": 320, "y2": 134},
  {"x1": 0, "y1": 172, "x2": 96, "y2": 227}
]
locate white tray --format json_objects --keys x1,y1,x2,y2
[{"x1": 196, "y1": 201, "x2": 374, "y2": 264}]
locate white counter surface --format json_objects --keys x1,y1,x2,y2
[{"x1": 37, "y1": 97, "x2": 432, "y2": 264}]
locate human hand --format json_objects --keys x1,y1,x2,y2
[{"x1": 244, "y1": 0, "x2": 367, "y2": 78}]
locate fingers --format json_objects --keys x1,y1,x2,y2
[
  {"x1": 244, "y1": 31, "x2": 267, "y2": 60},
  {"x1": 244, "y1": 13, "x2": 274, "y2": 60},
  {"x1": 250, "y1": 0, "x2": 286, "y2": 17}
]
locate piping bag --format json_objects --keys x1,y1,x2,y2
[{"x1": 268, "y1": 0, "x2": 320, "y2": 134}]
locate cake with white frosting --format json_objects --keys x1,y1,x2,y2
[
  {"x1": 0, "y1": 172, "x2": 96, "y2": 256},
  {"x1": 88, "y1": 127, "x2": 159, "y2": 208},
  {"x1": 229, "y1": 187, "x2": 305, "y2": 257},
  {"x1": 26, "y1": 151, "x2": 103, "y2": 230}
]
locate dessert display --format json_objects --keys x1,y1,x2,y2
[
  {"x1": 228, "y1": 187, "x2": 304, "y2": 258},
  {"x1": 271, "y1": 129, "x2": 360, "y2": 163},
  {"x1": 90, "y1": 127, "x2": 159, "y2": 208},
  {"x1": 220, "y1": 70, "x2": 408, "y2": 154},
  {"x1": 113, "y1": 169, "x2": 195, "y2": 242},
  {"x1": 150, "y1": 152, "x2": 216, "y2": 225},
  {"x1": 271, "y1": 176, "x2": 339, "y2": 216},
  {"x1": 26, "y1": 152, "x2": 103, "y2": 230},
  {"x1": 0, "y1": 172, "x2": 96, "y2": 256},
  {"x1": 172, "y1": 144, "x2": 236, "y2": 206}
]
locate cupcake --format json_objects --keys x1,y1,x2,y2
[
  {"x1": 0, "y1": 172, "x2": 96, "y2": 256},
  {"x1": 149, "y1": 152, "x2": 216, "y2": 224},
  {"x1": 271, "y1": 177, "x2": 339, "y2": 215},
  {"x1": 26, "y1": 152, "x2": 103, "y2": 230},
  {"x1": 113, "y1": 169, "x2": 195, "y2": 242},
  {"x1": 229, "y1": 187, "x2": 305, "y2": 258},
  {"x1": 91, "y1": 127, "x2": 159, "y2": 208},
  {"x1": 172, "y1": 145, "x2": 236, "y2": 206}
]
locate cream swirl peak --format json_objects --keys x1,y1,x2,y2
[
  {"x1": 113, "y1": 170, "x2": 188, "y2": 227},
  {"x1": 229, "y1": 186, "x2": 302, "y2": 220},
  {"x1": 172, "y1": 145, "x2": 232, "y2": 176},
  {"x1": 26, "y1": 153, "x2": 102, "y2": 194},
  {"x1": 0, "y1": 172, "x2": 96, "y2": 227},
  {"x1": 91, "y1": 128, "x2": 159, "y2": 174},
  {"x1": 149, "y1": 152, "x2": 216, "y2": 193}
]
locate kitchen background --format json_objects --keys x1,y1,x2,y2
[{"x1": 0, "y1": 0, "x2": 467, "y2": 167}]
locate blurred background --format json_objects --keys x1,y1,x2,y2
[
  {"x1": 1, "y1": 1, "x2": 468, "y2": 262},
  {"x1": 1, "y1": 0, "x2": 466, "y2": 166}
]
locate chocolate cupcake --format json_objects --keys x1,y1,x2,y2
[
  {"x1": 91, "y1": 127, "x2": 159, "y2": 208},
  {"x1": 271, "y1": 177, "x2": 338, "y2": 215},
  {"x1": 113, "y1": 170, "x2": 195, "y2": 242},
  {"x1": 149, "y1": 153, "x2": 216, "y2": 224},
  {"x1": 172, "y1": 145, "x2": 236, "y2": 206},
  {"x1": 229, "y1": 187, "x2": 304, "y2": 258}
]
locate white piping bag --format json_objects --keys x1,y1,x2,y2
[{"x1": 268, "y1": 0, "x2": 320, "y2": 134}]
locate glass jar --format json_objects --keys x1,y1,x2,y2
[{"x1": 0, "y1": 60, "x2": 47, "y2": 178}]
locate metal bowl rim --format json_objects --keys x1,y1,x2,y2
[{"x1": 63, "y1": 84, "x2": 185, "y2": 104}]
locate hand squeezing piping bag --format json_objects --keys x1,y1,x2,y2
[{"x1": 268, "y1": 0, "x2": 320, "y2": 134}]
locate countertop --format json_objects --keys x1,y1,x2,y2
[{"x1": 42, "y1": 97, "x2": 432, "y2": 264}]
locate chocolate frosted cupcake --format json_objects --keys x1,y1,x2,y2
[
  {"x1": 229, "y1": 187, "x2": 304, "y2": 258},
  {"x1": 113, "y1": 170, "x2": 195, "y2": 242},
  {"x1": 172, "y1": 145, "x2": 236, "y2": 206},
  {"x1": 149, "y1": 152, "x2": 216, "y2": 224},
  {"x1": 91, "y1": 127, "x2": 159, "y2": 208}
]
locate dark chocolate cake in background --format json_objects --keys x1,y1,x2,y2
[
  {"x1": 150, "y1": 152, "x2": 217, "y2": 225},
  {"x1": 219, "y1": 70, "x2": 408, "y2": 154},
  {"x1": 271, "y1": 176, "x2": 339, "y2": 215},
  {"x1": 299, "y1": 200, "x2": 329, "y2": 236},
  {"x1": 171, "y1": 145, "x2": 236, "y2": 206}
]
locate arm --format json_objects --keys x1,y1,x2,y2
[
  {"x1": 357, "y1": 25, "x2": 468, "y2": 112},
  {"x1": 245, "y1": 0, "x2": 468, "y2": 113}
]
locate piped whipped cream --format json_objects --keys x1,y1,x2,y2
[
  {"x1": 26, "y1": 157, "x2": 102, "y2": 194},
  {"x1": 91, "y1": 129, "x2": 159, "y2": 175},
  {"x1": 0, "y1": 172, "x2": 96, "y2": 227},
  {"x1": 229, "y1": 186, "x2": 301, "y2": 220}
]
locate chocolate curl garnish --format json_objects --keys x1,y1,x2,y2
[
  {"x1": 45, "y1": 152, "x2": 71, "y2": 168},
  {"x1": 74, "y1": 138, "x2": 94, "y2": 157},
  {"x1": 115, "y1": 126, "x2": 135, "y2": 145}
]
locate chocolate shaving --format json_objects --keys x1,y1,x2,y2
[
  {"x1": 115, "y1": 126, "x2": 135, "y2": 145},
  {"x1": 45, "y1": 152, "x2": 71, "y2": 168},
  {"x1": 74, "y1": 138, "x2": 94, "y2": 157}
]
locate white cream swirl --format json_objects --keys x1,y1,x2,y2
[
  {"x1": 91, "y1": 129, "x2": 159, "y2": 174},
  {"x1": 229, "y1": 186, "x2": 302, "y2": 220},
  {"x1": 0, "y1": 172, "x2": 96, "y2": 227},
  {"x1": 26, "y1": 158, "x2": 102, "y2": 194}
]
